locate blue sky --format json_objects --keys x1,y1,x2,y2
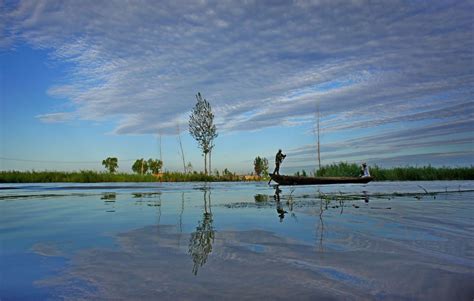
[{"x1": 1, "y1": 0, "x2": 473, "y2": 173}]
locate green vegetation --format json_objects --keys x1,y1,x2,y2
[
  {"x1": 132, "y1": 158, "x2": 148, "y2": 174},
  {"x1": 293, "y1": 162, "x2": 474, "y2": 181},
  {"x1": 0, "y1": 170, "x2": 156, "y2": 183},
  {"x1": 101, "y1": 157, "x2": 118, "y2": 173},
  {"x1": 2, "y1": 163, "x2": 473, "y2": 183},
  {"x1": 189, "y1": 92, "x2": 218, "y2": 175},
  {"x1": 131, "y1": 158, "x2": 163, "y2": 174},
  {"x1": 147, "y1": 159, "x2": 163, "y2": 174},
  {"x1": 0, "y1": 169, "x2": 251, "y2": 183},
  {"x1": 253, "y1": 156, "x2": 269, "y2": 177}
]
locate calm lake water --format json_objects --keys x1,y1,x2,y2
[{"x1": 1, "y1": 181, "x2": 473, "y2": 300}]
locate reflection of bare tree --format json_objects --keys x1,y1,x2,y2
[
  {"x1": 157, "y1": 194, "x2": 162, "y2": 225},
  {"x1": 188, "y1": 189, "x2": 215, "y2": 275},
  {"x1": 287, "y1": 188, "x2": 298, "y2": 222},
  {"x1": 316, "y1": 190, "x2": 326, "y2": 252},
  {"x1": 177, "y1": 192, "x2": 185, "y2": 247}
]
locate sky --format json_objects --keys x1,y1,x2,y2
[{"x1": 0, "y1": 0, "x2": 473, "y2": 174}]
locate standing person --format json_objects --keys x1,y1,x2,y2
[{"x1": 273, "y1": 149, "x2": 286, "y2": 175}]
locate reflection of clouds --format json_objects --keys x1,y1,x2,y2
[
  {"x1": 37, "y1": 225, "x2": 474, "y2": 300},
  {"x1": 31, "y1": 242, "x2": 63, "y2": 257}
]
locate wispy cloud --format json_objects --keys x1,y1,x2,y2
[
  {"x1": 35, "y1": 112, "x2": 74, "y2": 123},
  {"x1": 2, "y1": 0, "x2": 473, "y2": 165}
]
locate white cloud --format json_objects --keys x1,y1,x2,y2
[
  {"x1": 35, "y1": 112, "x2": 74, "y2": 123},
  {"x1": 2, "y1": 0, "x2": 473, "y2": 165}
]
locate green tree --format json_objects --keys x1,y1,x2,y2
[
  {"x1": 262, "y1": 157, "x2": 269, "y2": 177},
  {"x1": 132, "y1": 158, "x2": 148, "y2": 174},
  {"x1": 254, "y1": 156, "x2": 263, "y2": 176},
  {"x1": 253, "y1": 156, "x2": 269, "y2": 177},
  {"x1": 147, "y1": 158, "x2": 163, "y2": 174},
  {"x1": 189, "y1": 92, "x2": 218, "y2": 175},
  {"x1": 102, "y1": 157, "x2": 118, "y2": 173}
]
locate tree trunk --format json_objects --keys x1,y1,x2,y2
[
  {"x1": 204, "y1": 152, "x2": 208, "y2": 175},
  {"x1": 209, "y1": 149, "x2": 212, "y2": 175}
]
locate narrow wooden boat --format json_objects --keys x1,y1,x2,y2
[{"x1": 269, "y1": 173, "x2": 373, "y2": 185}]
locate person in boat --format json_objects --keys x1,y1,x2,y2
[
  {"x1": 360, "y1": 163, "x2": 371, "y2": 177},
  {"x1": 273, "y1": 149, "x2": 286, "y2": 175}
]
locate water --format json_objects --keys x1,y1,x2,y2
[{"x1": 1, "y1": 181, "x2": 473, "y2": 300}]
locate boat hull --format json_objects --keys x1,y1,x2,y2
[{"x1": 269, "y1": 174, "x2": 373, "y2": 185}]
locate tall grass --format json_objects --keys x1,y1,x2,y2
[
  {"x1": 296, "y1": 163, "x2": 474, "y2": 181},
  {"x1": 0, "y1": 170, "x2": 254, "y2": 183},
  {"x1": 0, "y1": 170, "x2": 158, "y2": 183},
  {"x1": 2, "y1": 164, "x2": 473, "y2": 183}
]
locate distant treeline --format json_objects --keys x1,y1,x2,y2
[
  {"x1": 294, "y1": 162, "x2": 474, "y2": 181},
  {"x1": 0, "y1": 170, "x2": 249, "y2": 183}
]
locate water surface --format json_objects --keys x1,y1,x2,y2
[{"x1": 1, "y1": 181, "x2": 473, "y2": 300}]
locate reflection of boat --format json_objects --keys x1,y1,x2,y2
[{"x1": 269, "y1": 174, "x2": 373, "y2": 185}]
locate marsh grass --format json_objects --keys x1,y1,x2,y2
[
  {"x1": 0, "y1": 170, "x2": 250, "y2": 183},
  {"x1": 2, "y1": 163, "x2": 473, "y2": 183},
  {"x1": 295, "y1": 163, "x2": 474, "y2": 181}
]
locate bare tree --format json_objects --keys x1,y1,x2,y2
[
  {"x1": 177, "y1": 123, "x2": 187, "y2": 173},
  {"x1": 189, "y1": 92, "x2": 218, "y2": 175}
]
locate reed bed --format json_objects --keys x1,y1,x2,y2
[
  {"x1": 0, "y1": 170, "x2": 251, "y2": 183},
  {"x1": 296, "y1": 163, "x2": 474, "y2": 181}
]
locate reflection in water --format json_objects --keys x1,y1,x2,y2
[
  {"x1": 317, "y1": 194, "x2": 325, "y2": 252},
  {"x1": 254, "y1": 194, "x2": 269, "y2": 203},
  {"x1": 133, "y1": 193, "x2": 162, "y2": 224},
  {"x1": 7, "y1": 182, "x2": 474, "y2": 300},
  {"x1": 133, "y1": 192, "x2": 162, "y2": 207},
  {"x1": 102, "y1": 193, "x2": 116, "y2": 213},
  {"x1": 273, "y1": 186, "x2": 287, "y2": 222},
  {"x1": 101, "y1": 192, "x2": 116, "y2": 201},
  {"x1": 177, "y1": 192, "x2": 185, "y2": 247},
  {"x1": 188, "y1": 188, "x2": 215, "y2": 275},
  {"x1": 362, "y1": 190, "x2": 369, "y2": 203}
]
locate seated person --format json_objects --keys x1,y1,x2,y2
[{"x1": 361, "y1": 163, "x2": 370, "y2": 177}]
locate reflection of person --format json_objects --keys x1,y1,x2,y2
[
  {"x1": 273, "y1": 149, "x2": 286, "y2": 175},
  {"x1": 274, "y1": 186, "x2": 287, "y2": 222},
  {"x1": 363, "y1": 190, "x2": 369, "y2": 203},
  {"x1": 360, "y1": 163, "x2": 370, "y2": 177}
]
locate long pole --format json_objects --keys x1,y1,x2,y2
[
  {"x1": 317, "y1": 102, "x2": 321, "y2": 170},
  {"x1": 159, "y1": 132, "x2": 162, "y2": 163}
]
